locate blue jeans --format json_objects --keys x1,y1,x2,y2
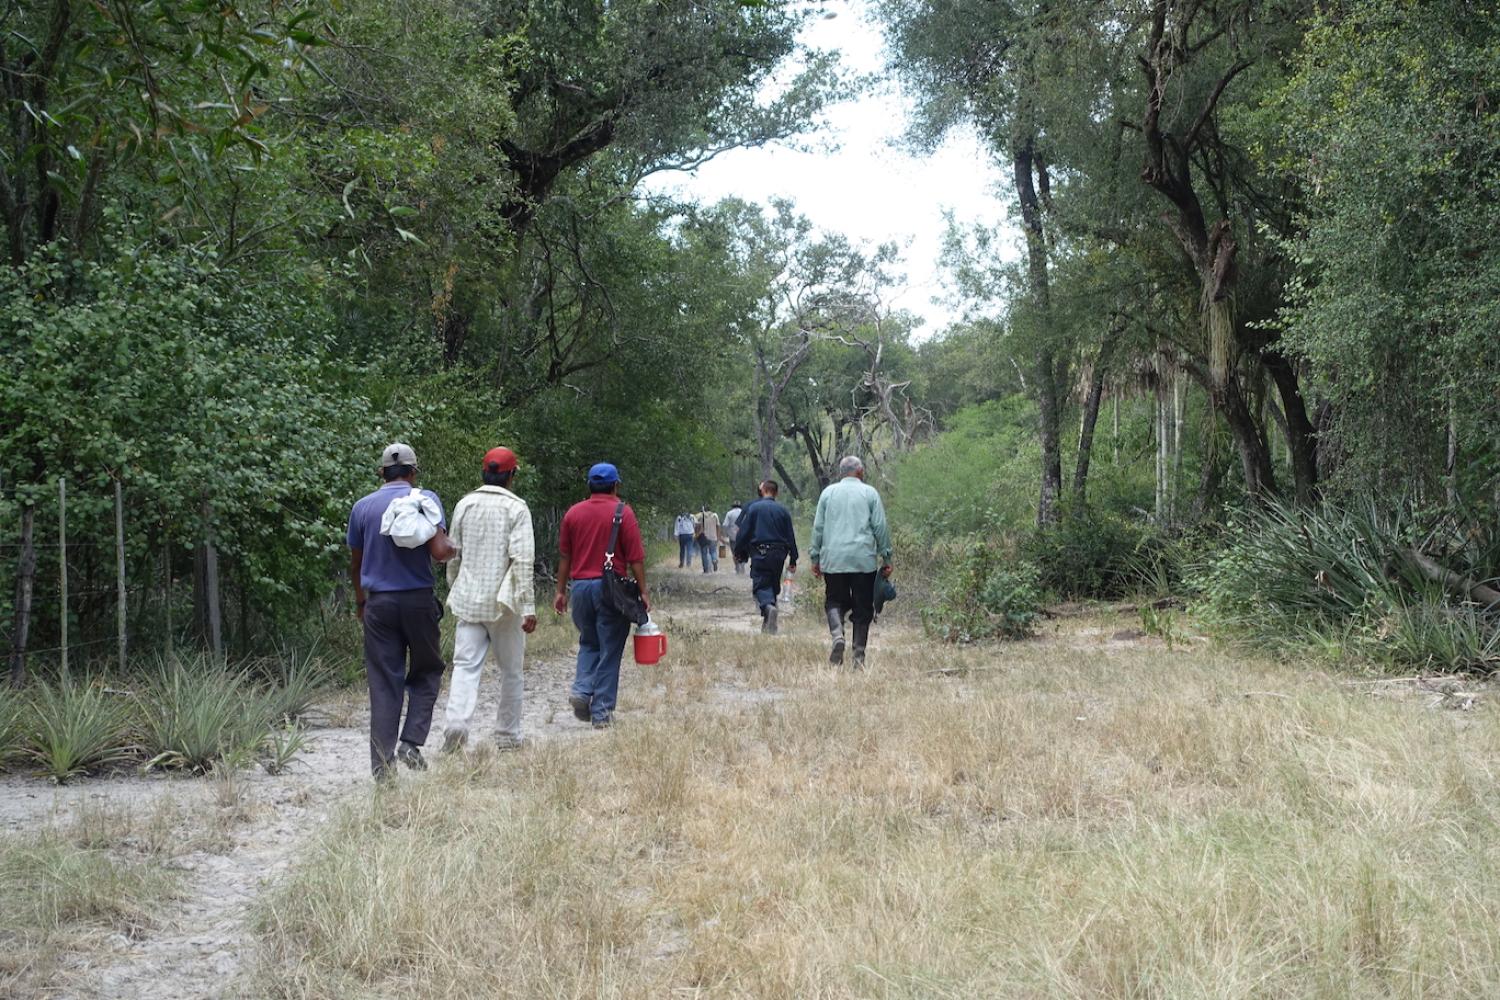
[
  {"x1": 677, "y1": 533, "x2": 694, "y2": 566},
  {"x1": 698, "y1": 536, "x2": 718, "y2": 572},
  {"x1": 750, "y1": 550, "x2": 787, "y2": 613},
  {"x1": 569, "y1": 578, "x2": 632, "y2": 723}
]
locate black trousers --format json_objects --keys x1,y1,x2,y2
[
  {"x1": 749, "y1": 547, "x2": 788, "y2": 613},
  {"x1": 824, "y1": 571, "x2": 877, "y2": 626},
  {"x1": 363, "y1": 589, "x2": 446, "y2": 775}
]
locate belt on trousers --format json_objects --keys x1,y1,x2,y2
[{"x1": 753, "y1": 543, "x2": 788, "y2": 556}]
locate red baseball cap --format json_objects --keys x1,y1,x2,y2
[{"x1": 483, "y1": 447, "x2": 518, "y2": 473}]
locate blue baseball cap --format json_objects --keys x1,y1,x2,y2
[{"x1": 587, "y1": 462, "x2": 620, "y2": 487}]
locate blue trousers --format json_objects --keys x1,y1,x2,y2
[
  {"x1": 569, "y1": 578, "x2": 632, "y2": 723},
  {"x1": 750, "y1": 551, "x2": 787, "y2": 613},
  {"x1": 698, "y1": 536, "x2": 718, "y2": 571},
  {"x1": 677, "y1": 533, "x2": 694, "y2": 566}
]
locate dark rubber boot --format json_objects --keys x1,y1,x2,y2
[
  {"x1": 851, "y1": 621, "x2": 870, "y2": 668},
  {"x1": 827, "y1": 607, "x2": 845, "y2": 664}
]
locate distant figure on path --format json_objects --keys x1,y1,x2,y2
[
  {"x1": 440, "y1": 447, "x2": 536, "y2": 753},
  {"x1": 723, "y1": 501, "x2": 746, "y2": 574},
  {"x1": 810, "y1": 455, "x2": 892, "y2": 667},
  {"x1": 694, "y1": 505, "x2": 721, "y2": 573},
  {"x1": 347, "y1": 443, "x2": 456, "y2": 779},
  {"x1": 553, "y1": 463, "x2": 650, "y2": 728},
  {"x1": 733, "y1": 481, "x2": 798, "y2": 634},
  {"x1": 674, "y1": 511, "x2": 696, "y2": 567}
]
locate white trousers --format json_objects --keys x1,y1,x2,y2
[{"x1": 445, "y1": 616, "x2": 525, "y2": 741}]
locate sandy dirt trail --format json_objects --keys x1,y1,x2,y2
[{"x1": 2, "y1": 561, "x2": 797, "y2": 999}]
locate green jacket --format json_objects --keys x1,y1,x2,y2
[{"x1": 809, "y1": 476, "x2": 892, "y2": 573}]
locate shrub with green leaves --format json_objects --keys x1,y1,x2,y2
[
  {"x1": 20, "y1": 681, "x2": 138, "y2": 783},
  {"x1": 139, "y1": 659, "x2": 269, "y2": 773},
  {"x1": 1022, "y1": 507, "x2": 1173, "y2": 601},
  {"x1": 1192, "y1": 500, "x2": 1499, "y2": 671},
  {"x1": 141, "y1": 651, "x2": 330, "y2": 773},
  {"x1": 924, "y1": 546, "x2": 1042, "y2": 642}
]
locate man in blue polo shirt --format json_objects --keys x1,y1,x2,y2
[{"x1": 347, "y1": 442, "x2": 455, "y2": 779}]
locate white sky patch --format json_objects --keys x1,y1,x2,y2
[{"x1": 641, "y1": 0, "x2": 1019, "y2": 341}]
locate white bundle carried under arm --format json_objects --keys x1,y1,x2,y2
[{"x1": 380, "y1": 488, "x2": 442, "y2": 548}]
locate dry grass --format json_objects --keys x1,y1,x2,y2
[
  {"x1": 250, "y1": 578, "x2": 1500, "y2": 998},
  {"x1": 0, "y1": 812, "x2": 179, "y2": 998}
]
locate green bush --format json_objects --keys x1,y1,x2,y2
[
  {"x1": 1192, "y1": 500, "x2": 1500, "y2": 671},
  {"x1": 1022, "y1": 508, "x2": 1173, "y2": 601},
  {"x1": 923, "y1": 545, "x2": 1042, "y2": 642},
  {"x1": 141, "y1": 651, "x2": 330, "y2": 773},
  {"x1": 139, "y1": 659, "x2": 269, "y2": 773},
  {"x1": 20, "y1": 680, "x2": 138, "y2": 783}
]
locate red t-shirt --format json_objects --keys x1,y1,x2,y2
[{"x1": 559, "y1": 494, "x2": 645, "y2": 580}]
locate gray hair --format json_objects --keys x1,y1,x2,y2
[{"x1": 837, "y1": 455, "x2": 865, "y2": 477}]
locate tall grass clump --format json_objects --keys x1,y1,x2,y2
[
  {"x1": 923, "y1": 543, "x2": 1042, "y2": 642},
  {"x1": 20, "y1": 680, "x2": 138, "y2": 782},
  {"x1": 140, "y1": 651, "x2": 329, "y2": 773},
  {"x1": 1194, "y1": 500, "x2": 1499, "y2": 670}
]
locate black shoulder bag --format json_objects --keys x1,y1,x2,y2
[{"x1": 601, "y1": 502, "x2": 649, "y2": 625}]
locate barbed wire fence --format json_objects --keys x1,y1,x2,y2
[{"x1": 1, "y1": 476, "x2": 226, "y2": 687}]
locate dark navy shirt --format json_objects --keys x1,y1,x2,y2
[
  {"x1": 347, "y1": 481, "x2": 447, "y2": 592},
  {"x1": 733, "y1": 497, "x2": 799, "y2": 566}
]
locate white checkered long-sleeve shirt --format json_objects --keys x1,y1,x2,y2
[{"x1": 445, "y1": 486, "x2": 535, "y2": 621}]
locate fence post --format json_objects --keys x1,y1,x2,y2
[
  {"x1": 58, "y1": 477, "x2": 68, "y2": 683},
  {"x1": 201, "y1": 497, "x2": 223, "y2": 660},
  {"x1": 116, "y1": 479, "x2": 128, "y2": 672},
  {"x1": 163, "y1": 538, "x2": 174, "y2": 657},
  {"x1": 8, "y1": 501, "x2": 36, "y2": 688}
]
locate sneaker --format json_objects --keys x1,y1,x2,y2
[
  {"x1": 494, "y1": 735, "x2": 523, "y2": 752},
  {"x1": 441, "y1": 729, "x2": 467, "y2": 754},
  {"x1": 396, "y1": 741, "x2": 427, "y2": 771},
  {"x1": 569, "y1": 694, "x2": 591, "y2": 722}
]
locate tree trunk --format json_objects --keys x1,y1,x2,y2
[
  {"x1": 790, "y1": 423, "x2": 831, "y2": 491},
  {"x1": 1072, "y1": 319, "x2": 1120, "y2": 505},
  {"x1": 1155, "y1": 368, "x2": 1170, "y2": 523},
  {"x1": 1216, "y1": 376, "x2": 1276, "y2": 498},
  {"x1": 1013, "y1": 136, "x2": 1061, "y2": 526},
  {"x1": 8, "y1": 503, "x2": 35, "y2": 688},
  {"x1": 1036, "y1": 348, "x2": 1064, "y2": 525},
  {"x1": 1263, "y1": 351, "x2": 1319, "y2": 504},
  {"x1": 772, "y1": 458, "x2": 804, "y2": 500}
]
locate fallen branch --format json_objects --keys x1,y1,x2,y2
[{"x1": 1407, "y1": 548, "x2": 1500, "y2": 608}]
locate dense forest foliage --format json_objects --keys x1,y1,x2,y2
[{"x1": 3, "y1": 0, "x2": 1497, "y2": 681}]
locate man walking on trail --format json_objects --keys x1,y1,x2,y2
[
  {"x1": 347, "y1": 443, "x2": 456, "y2": 779},
  {"x1": 674, "y1": 511, "x2": 695, "y2": 567},
  {"x1": 810, "y1": 455, "x2": 893, "y2": 667},
  {"x1": 553, "y1": 463, "x2": 650, "y2": 729},
  {"x1": 723, "y1": 501, "x2": 746, "y2": 575},
  {"x1": 440, "y1": 447, "x2": 536, "y2": 753},
  {"x1": 733, "y1": 481, "x2": 798, "y2": 634},
  {"x1": 694, "y1": 505, "x2": 721, "y2": 573}
]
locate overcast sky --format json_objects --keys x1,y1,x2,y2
[{"x1": 641, "y1": 0, "x2": 1017, "y2": 340}]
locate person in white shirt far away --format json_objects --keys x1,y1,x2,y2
[
  {"x1": 441, "y1": 446, "x2": 537, "y2": 752},
  {"x1": 723, "y1": 501, "x2": 745, "y2": 575}
]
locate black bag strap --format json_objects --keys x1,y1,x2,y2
[{"x1": 603, "y1": 502, "x2": 624, "y2": 573}]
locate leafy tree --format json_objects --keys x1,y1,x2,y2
[{"x1": 1272, "y1": 0, "x2": 1500, "y2": 507}]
